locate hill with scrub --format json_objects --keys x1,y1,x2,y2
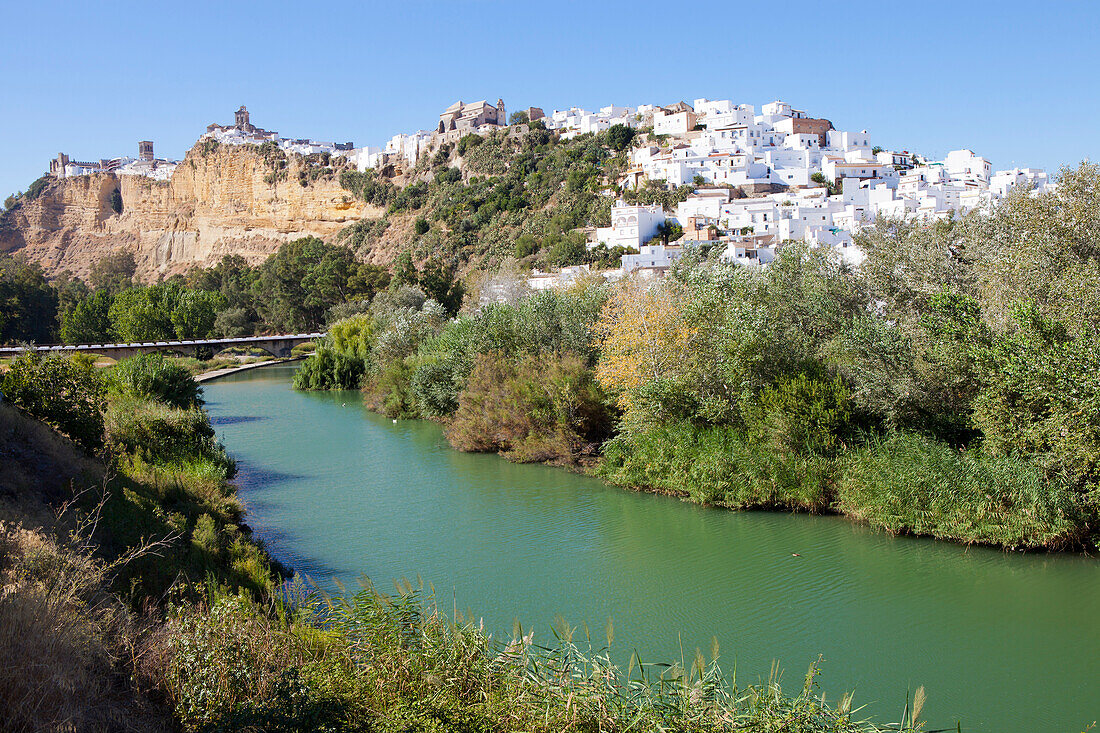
[{"x1": 0, "y1": 122, "x2": 661, "y2": 283}]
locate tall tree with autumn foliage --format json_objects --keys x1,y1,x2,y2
[{"x1": 593, "y1": 279, "x2": 697, "y2": 418}]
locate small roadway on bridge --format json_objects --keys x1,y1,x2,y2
[{"x1": 0, "y1": 333, "x2": 326, "y2": 360}]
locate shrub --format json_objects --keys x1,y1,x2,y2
[
  {"x1": 366, "y1": 359, "x2": 418, "y2": 418},
  {"x1": 292, "y1": 348, "x2": 365, "y2": 391},
  {"x1": 110, "y1": 354, "x2": 203, "y2": 409},
  {"x1": 836, "y1": 432, "x2": 1087, "y2": 549},
  {"x1": 605, "y1": 124, "x2": 636, "y2": 152},
  {"x1": 1, "y1": 351, "x2": 105, "y2": 451},
  {"x1": 213, "y1": 307, "x2": 255, "y2": 338},
  {"x1": 164, "y1": 595, "x2": 345, "y2": 732},
  {"x1": 445, "y1": 351, "x2": 612, "y2": 463},
  {"x1": 105, "y1": 397, "x2": 233, "y2": 476},
  {"x1": 748, "y1": 372, "x2": 854, "y2": 457}
]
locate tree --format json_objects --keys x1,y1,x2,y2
[
  {"x1": 509, "y1": 110, "x2": 530, "y2": 126},
  {"x1": 109, "y1": 187, "x2": 123, "y2": 214},
  {"x1": 54, "y1": 271, "x2": 90, "y2": 324},
  {"x1": 418, "y1": 259, "x2": 465, "y2": 316},
  {"x1": 810, "y1": 172, "x2": 839, "y2": 196},
  {"x1": 593, "y1": 280, "x2": 696, "y2": 415},
  {"x1": 974, "y1": 306, "x2": 1100, "y2": 487},
  {"x1": 606, "y1": 124, "x2": 636, "y2": 152},
  {"x1": 60, "y1": 289, "x2": 114, "y2": 343},
  {"x1": 187, "y1": 254, "x2": 258, "y2": 310},
  {"x1": 90, "y1": 249, "x2": 137, "y2": 293},
  {"x1": 213, "y1": 307, "x2": 255, "y2": 338},
  {"x1": 547, "y1": 232, "x2": 587, "y2": 267},
  {"x1": 346, "y1": 263, "x2": 391, "y2": 302},
  {"x1": 414, "y1": 217, "x2": 430, "y2": 235},
  {"x1": 0, "y1": 254, "x2": 58, "y2": 343},
  {"x1": 655, "y1": 221, "x2": 683, "y2": 245},
  {"x1": 393, "y1": 251, "x2": 419, "y2": 288},
  {"x1": 170, "y1": 289, "x2": 226, "y2": 339},
  {"x1": 108, "y1": 284, "x2": 179, "y2": 341},
  {"x1": 514, "y1": 235, "x2": 539, "y2": 259},
  {"x1": 255, "y1": 237, "x2": 376, "y2": 331}
]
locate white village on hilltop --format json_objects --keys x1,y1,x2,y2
[{"x1": 45, "y1": 98, "x2": 1052, "y2": 280}]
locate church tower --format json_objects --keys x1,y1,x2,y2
[
  {"x1": 235, "y1": 106, "x2": 251, "y2": 131},
  {"x1": 496, "y1": 98, "x2": 506, "y2": 125}
]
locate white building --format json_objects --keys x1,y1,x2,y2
[
  {"x1": 944, "y1": 149, "x2": 991, "y2": 184},
  {"x1": 595, "y1": 202, "x2": 666, "y2": 249},
  {"x1": 621, "y1": 243, "x2": 683, "y2": 273}
]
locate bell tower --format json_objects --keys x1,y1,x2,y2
[{"x1": 235, "y1": 106, "x2": 251, "y2": 130}]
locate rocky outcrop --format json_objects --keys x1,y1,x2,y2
[{"x1": 0, "y1": 142, "x2": 386, "y2": 280}]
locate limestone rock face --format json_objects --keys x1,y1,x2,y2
[{"x1": 0, "y1": 143, "x2": 384, "y2": 280}]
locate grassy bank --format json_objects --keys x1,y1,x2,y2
[{"x1": 0, "y1": 349, "x2": 936, "y2": 731}]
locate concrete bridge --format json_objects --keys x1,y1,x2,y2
[{"x1": 0, "y1": 333, "x2": 325, "y2": 361}]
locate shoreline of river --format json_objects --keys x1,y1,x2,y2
[{"x1": 196, "y1": 356, "x2": 304, "y2": 383}]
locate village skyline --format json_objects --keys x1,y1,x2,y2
[{"x1": 1, "y1": 0, "x2": 1097, "y2": 199}]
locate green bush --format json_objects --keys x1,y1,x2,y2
[
  {"x1": 836, "y1": 432, "x2": 1087, "y2": 549},
  {"x1": 165, "y1": 595, "x2": 347, "y2": 732},
  {"x1": 748, "y1": 372, "x2": 854, "y2": 457},
  {"x1": 105, "y1": 397, "x2": 233, "y2": 476},
  {"x1": 1, "y1": 351, "x2": 105, "y2": 451},
  {"x1": 109, "y1": 353, "x2": 203, "y2": 409}
]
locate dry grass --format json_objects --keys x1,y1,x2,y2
[{"x1": 0, "y1": 522, "x2": 168, "y2": 732}]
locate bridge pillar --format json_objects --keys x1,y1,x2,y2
[{"x1": 270, "y1": 341, "x2": 293, "y2": 358}]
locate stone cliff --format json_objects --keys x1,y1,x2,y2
[{"x1": 0, "y1": 142, "x2": 386, "y2": 280}]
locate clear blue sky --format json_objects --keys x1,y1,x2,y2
[{"x1": 1, "y1": 0, "x2": 1097, "y2": 199}]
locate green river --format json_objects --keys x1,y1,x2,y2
[{"x1": 205, "y1": 363, "x2": 1098, "y2": 732}]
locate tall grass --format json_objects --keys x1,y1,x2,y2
[
  {"x1": 155, "y1": 579, "x2": 929, "y2": 733},
  {"x1": 597, "y1": 421, "x2": 835, "y2": 511},
  {"x1": 105, "y1": 397, "x2": 234, "y2": 477},
  {"x1": 836, "y1": 433, "x2": 1086, "y2": 549},
  {"x1": 0, "y1": 522, "x2": 166, "y2": 732}
]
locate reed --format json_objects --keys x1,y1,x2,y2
[
  {"x1": 836, "y1": 433, "x2": 1086, "y2": 550},
  {"x1": 155, "y1": 578, "x2": 934, "y2": 732}
]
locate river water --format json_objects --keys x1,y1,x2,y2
[{"x1": 205, "y1": 363, "x2": 1099, "y2": 732}]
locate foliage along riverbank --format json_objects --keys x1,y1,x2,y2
[
  {"x1": 0, "y1": 348, "x2": 934, "y2": 731},
  {"x1": 295, "y1": 163, "x2": 1100, "y2": 553}
]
